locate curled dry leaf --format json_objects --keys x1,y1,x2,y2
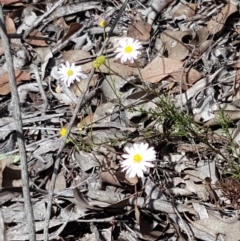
[
  {"x1": 0, "y1": 70, "x2": 30, "y2": 95},
  {"x1": 127, "y1": 19, "x2": 151, "y2": 42},
  {"x1": 161, "y1": 30, "x2": 191, "y2": 60},
  {"x1": 207, "y1": 1, "x2": 237, "y2": 35}
]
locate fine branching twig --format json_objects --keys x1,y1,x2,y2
[{"x1": 0, "y1": 5, "x2": 36, "y2": 241}]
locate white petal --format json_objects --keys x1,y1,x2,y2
[
  {"x1": 66, "y1": 61, "x2": 70, "y2": 68},
  {"x1": 119, "y1": 39, "x2": 126, "y2": 48},
  {"x1": 128, "y1": 38, "x2": 134, "y2": 45},
  {"x1": 136, "y1": 168, "x2": 143, "y2": 178}
]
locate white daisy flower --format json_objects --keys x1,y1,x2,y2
[
  {"x1": 114, "y1": 37, "x2": 143, "y2": 63},
  {"x1": 121, "y1": 142, "x2": 156, "y2": 178},
  {"x1": 58, "y1": 61, "x2": 86, "y2": 87}
]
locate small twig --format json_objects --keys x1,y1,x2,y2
[
  {"x1": 23, "y1": 0, "x2": 65, "y2": 38},
  {"x1": 4, "y1": 134, "x2": 58, "y2": 156},
  {"x1": 43, "y1": 87, "x2": 102, "y2": 241},
  {"x1": 0, "y1": 5, "x2": 36, "y2": 241},
  {"x1": 32, "y1": 64, "x2": 48, "y2": 113}
]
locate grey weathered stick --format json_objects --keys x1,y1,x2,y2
[
  {"x1": 32, "y1": 64, "x2": 48, "y2": 113},
  {"x1": 43, "y1": 86, "x2": 102, "y2": 241},
  {"x1": 0, "y1": 5, "x2": 36, "y2": 241}
]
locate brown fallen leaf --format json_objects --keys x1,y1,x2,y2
[
  {"x1": 0, "y1": 0, "x2": 23, "y2": 5},
  {"x1": 5, "y1": 15, "x2": 16, "y2": 34},
  {"x1": 172, "y1": 3, "x2": 197, "y2": 19},
  {"x1": 140, "y1": 57, "x2": 183, "y2": 83},
  {"x1": 62, "y1": 50, "x2": 92, "y2": 63},
  {"x1": 25, "y1": 29, "x2": 48, "y2": 47},
  {"x1": 78, "y1": 114, "x2": 94, "y2": 129},
  {"x1": 115, "y1": 168, "x2": 138, "y2": 186},
  {"x1": 171, "y1": 67, "x2": 201, "y2": 90},
  {"x1": 189, "y1": 216, "x2": 240, "y2": 241},
  {"x1": 141, "y1": 57, "x2": 200, "y2": 88},
  {"x1": 54, "y1": 17, "x2": 69, "y2": 30},
  {"x1": 70, "y1": 74, "x2": 98, "y2": 96},
  {"x1": 81, "y1": 58, "x2": 139, "y2": 77},
  {"x1": 161, "y1": 30, "x2": 191, "y2": 60},
  {"x1": 61, "y1": 22, "x2": 83, "y2": 43},
  {"x1": 207, "y1": 1, "x2": 237, "y2": 35},
  {"x1": 135, "y1": 206, "x2": 163, "y2": 240},
  {"x1": 0, "y1": 39, "x2": 4, "y2": 55},
  {"x1": 100, "y1": 171, "x2": 122, "y2": 187},
  {"x1": 127, "y1": 19, "x2": 151, "y2": 42},
  {"x1": 0, "y1": 70, "x2": 30, "y2": 95}
]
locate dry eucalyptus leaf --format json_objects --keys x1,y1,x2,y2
[
  {"x1": 140, "y1": 57, "x2": 183, "y2": 83},
  {"x1": 54, "y1": 17, "x2": 69, "y2": 30},
  {"x1": 82, "y1": 58, "x2": 138, "y2": 77},
  {"x1": 127, "y1": 19, "x2": 151, "y2": 42},
  {"x1": 0, "y1": 40, "x2": 3, "y2": 55},
  {"x1": 0, "y1": 0, "x2": 23, "y2": 4},
  {"x1": 191, "y1": 27, "x2": 209, "y2": 46},
  {"x1": 0, "y1": 70, "x2": 30, "y2": 95},
  {"x1": 25, "y1": 29, "x2": 48, "y2": 47},
  {"x1": 161, "y1": 30, "x2": 191, "y2": 60},
  {"x1": 0, "y1": 157, "x2": 12, "y2": 188},
  {"x1": 191, "y1": 217, "x2": 240, "y2": 241},
  {"x1": 115, "y1": 169, "x2": 138, "y2": 186},
  {"x1": 152, "y1": 0, "x2": 174, "y2": 13},
  {"x1": 3, "y1": 165, "x2": 21, "y2": 187},
  {"x1": 172, "y1": 3, "x2": 197, "y2": 20},
  {"x1": 61, "y1": 22, "x2": 83, "y2": 43},
  {"x1": 74, "y1": 150, "x2": 101, "y2": 172},
  {"x1": 135, "y1": 206, "x2": 163, "y2": 241},
  {"x1": 100, "y1": 171, "x2": 122, "y2": 187},
  {"x1": 207, "y1": 1, "x2": 237, "y2": 34},
  {"x1": 5, "y1": 15, "x2": 16, "y2": 34},
  {"x1": 70, "y1": 74, "x2": 97, "y2": 96},
  {"x1": 171, "y1": 67, "x2": 201, "y2": 90},
  {"x1": 62, "y1": 49, "x2": 92, "y2": 63},
  {"x1": 78, "y1": 114, "x2": 94, "y2": 128},
  {"x1": 46, "y1": 173, "x2": 66, "y2": 192}
]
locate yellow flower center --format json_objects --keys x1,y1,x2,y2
[
  {"x1": 133, "y1": 154, "x2": 142, "y2": 163},
  {"x1": 59, "y1": 127, "x2": 67, "y2": 138},
  {"x1": 66, "y1": 69, "x2": 73, "y2": 76},
  {"x1": 99, "y1": 19, "x2": 106, "y2": 28},
  {"x1": 124, "y1": 45, "x2": 133, "y2": 54},
  {"x1": 92, "y1": 55, "x2": 106, "y2": 69}
]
